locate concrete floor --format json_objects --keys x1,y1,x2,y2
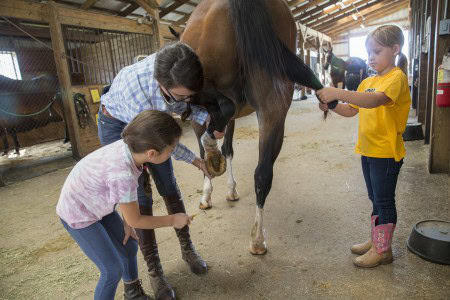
[{"x1": 0, "y1": 98, "x2": 449, "y2": 299}]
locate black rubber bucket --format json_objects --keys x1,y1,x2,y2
[
  {"x1": 403, "y1": 122, "x2": 424, "y2": 141},
  {"x1": 407, "y1": 220, "x2": 450, "y2": 265}
]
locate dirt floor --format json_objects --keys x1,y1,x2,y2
[{"x1": 1, "y1": 97, "x2": 449, "y2": 300}]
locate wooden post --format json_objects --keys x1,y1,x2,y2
[
  {"x1": 305, "y1": 49, "x2": 312, "y2": 94},
  {"x1": 47, "y1": 1, "x2": 82, "y2": 159},
  {"x1": 429, "y1": 0, "x2": 450, "y2": 174},
  {"x1": 134, "y1": 0, "x2": 164, "y2": 49},
  {"x1": 425, "y1": 0, "x2": 438, "y2": 144},
  {"x1": 417, "y1": 0, "x2": 427, "y2": 123}
]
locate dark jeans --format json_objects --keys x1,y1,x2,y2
[
  {"x1": 361, "y1": 156, "x2": 403, "y2": 225},
  {"x1": 61, "y1": 211, "x2": 138, "y2": 300},
  {"x1": 97, "y1": 110, "x2": 179, "y2": 207}
]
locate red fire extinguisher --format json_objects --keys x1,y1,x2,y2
[{"x1": 436, "y1": 66, "x2": 450, "y2": 107}]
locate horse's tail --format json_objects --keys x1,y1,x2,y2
[{"x1": 228, "y1": 0, "x2": 323, "y2": 97}]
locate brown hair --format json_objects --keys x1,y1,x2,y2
[
  {"x1": 121, "y1": 110, "x2": 182, "y2": 153},
  {"x1": 366, "y1": 25, "x2": 408, "y2": 75},
  {"x1": 154, "y1": 42, "x2": 204, "y2": 92}
]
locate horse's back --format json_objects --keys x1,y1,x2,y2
[{"x1": 181, "y1": 0, "x2": 237, "y2": 90}]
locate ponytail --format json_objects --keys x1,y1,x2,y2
[{"x1": 397, "y1": 52, "x2": 408, "y2": 75}]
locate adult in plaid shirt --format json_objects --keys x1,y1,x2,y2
[{"x1": 98, "y1": 42, "x2": 223, "y2": 300}]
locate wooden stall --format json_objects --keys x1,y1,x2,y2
[{"x1": 0, "y1": 0, "x2": 160, "y2": 159}]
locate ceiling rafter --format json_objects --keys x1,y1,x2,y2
[
  {"x1": 324, "y1": 0, "x2": 408, "y2": 36},
  {"x1": 160, "y1": 0, "x2": 191, "y2": 18},
  {"x1": 306, "y1": 0, "x2": 374, "y2": 28},
  {"x1": 80, "y1": 0, "x2": 99, "y2": 10},
  {"x1": 297, "y1": 0, "x2": 361, "y2": 23},
  {"x1": 295, "y1": 0, "x2": 341, "y2": 21},
  {"x1": 314, "y1": 0, "x2": 401, "y2": 32}
]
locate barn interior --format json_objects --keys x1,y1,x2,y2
[{"x1": 0, "y1": 0, "x2": 449, "y2": 299}]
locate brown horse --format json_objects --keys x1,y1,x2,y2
[
  {"x1": 181, "y1": 0, "x2": 336, "y2": 255},
  {"x1": 0, "y1": 74, "x2": 68, "y2": 155}
]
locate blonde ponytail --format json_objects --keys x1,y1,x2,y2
[{"x1": 397, "y1": 52, "x2": 408, "y2": 75}]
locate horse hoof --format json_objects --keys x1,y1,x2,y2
[
  {"x1": 249, "y1": 241, "x2": 267, "y2": 255},
  {"x1": 1, "y1": 152, "x2": 7, "y2": 156},
  {"x1": 226, "y1": 191, "x2": 240, "y2": 202},
  {"x1": 199, "y1": 202, "x2": 212, "y2": 210}
]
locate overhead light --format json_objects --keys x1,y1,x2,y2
[
  {"x1": 352, "y1": 14, "x2": 358, "y2": 20},
  {"x1": 360, "y1": 23, "x2": 365, "y2": 28}
]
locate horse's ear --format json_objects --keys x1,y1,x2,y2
[{"x1": 169, "y1": 26, "x2": 180, "y2": 40}]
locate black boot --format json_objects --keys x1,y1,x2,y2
[
  {"x1": 135, "y1": 206, "x2": 176, "y2": 300},
  {"x1": 162, "y1": 194, "x2": 208, "y2": 275},
  {"x1": 124, "y1": 279, "x2": 151, "y2": 300}
]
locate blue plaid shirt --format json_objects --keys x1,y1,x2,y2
[{"x1": 101, "y1": 53, "x2": 208, "y2": 164}]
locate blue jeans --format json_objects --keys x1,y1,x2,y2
[
  {"x1": 61, "y1": 211, "x2": 138, "y2": 300},
  {"x1": 97, "y1": 110, "x2": 180, "y2": 207},
  {"x1": 361, "y1": 156, "x2": 403, "y2": 225}
]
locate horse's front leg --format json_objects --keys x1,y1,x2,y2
[
  {"x1": 221, "y1": 120, "x2": 239, "y2": 201},
  {"x1": 191, "y1": 121, "x2": 213, "y2": 209},
  {"x1": 251, "y1": 111, "x2": 287, "y2": 255}
]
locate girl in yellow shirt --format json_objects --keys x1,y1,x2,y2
[{"x1": 317, "y1": 25, "x2": 411, "y2": 268}]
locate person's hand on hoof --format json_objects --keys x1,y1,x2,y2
[{"x1": 193, "y1": 158, "x2": 214, "y2": 179}]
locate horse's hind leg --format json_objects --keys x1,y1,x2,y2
[
  {"x1": 251, "y1": 109, "x2": 288, "y2": 255},
  {"x1": 221, "y1": 120, "x2": 239, "y2": 201},
  {"x1": 1, "y1": 128, "x2": 9, "y2": 156},
  {"x1": 192, "y1": 122, "x2": 214, "y2": 209},
  {"x1": 10, "y1": 129, "x2": 20, "y2": 154}
]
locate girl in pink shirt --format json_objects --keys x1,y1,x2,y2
[{"x1": 57, "y1": 110, "x2": 192, "y2": 300}]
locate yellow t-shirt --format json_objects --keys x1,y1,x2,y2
[{"x1": 351, "y1": 67, "x2": 411, "y2": 162}]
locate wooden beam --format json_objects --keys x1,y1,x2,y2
[
  {"x1": 80, "y1": 0, "x2": 99, "y2": 10},
  {"x1": 298, "y1": 0, "x2": 353, "y2": 23},
  {"x1": 314, "y1": 0, "x2": 392, "y2": 32},
  {"x1": 57, "y1": 4, "x2": 153, "y2": 34},
  {"x1": 306, "y1": 0, "x2": 374, "y2": 28},
  {"x1": 297, "y1": 23, "x2": 332, "y2": 43},
  {"x1": 134, "y1": 0, "x2": 164, "y2": 47},
  {"x1": 322, "y1": 1, "x2": 407, "y2": 35},
  {"x1": 160, "y1": 0, "x2": 190, "y2": 18},
  {"x1": 292, "y1": 0, "x2": 341, "y2": 20},
  {"x1": 327, "y1": 2, "x2": 409, "y2": 36},
  {"x1": 0, "y1": 0, "x2": 153, "y2": 34},
  {"x1": 47, "y1": 1, "x2": 82, "y2": 159},
  {"x1": 0, "y1": 0, "x2": 48, "y2": 23},
  {"x1": 429, "y1": 0, "x2": 450, "y2": 174}
]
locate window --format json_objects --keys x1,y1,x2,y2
[{"x1": 0, "y1": 51, "x2": 22, "y2": 80}]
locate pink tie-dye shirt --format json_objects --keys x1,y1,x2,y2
[{"x1": 56, "y1": 140, "x2": 142, "y2": 229}]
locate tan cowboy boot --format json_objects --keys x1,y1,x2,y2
[
  {"x1": 162, "y1": 194, "x2": 208, "y2": 275},
  {"x1": 353, "y1": 223, "x2": 395, "y2": 268},
  {"x1": 135, "y1": 206, "x2": 176, "y2": 300},
  {"x1": 351, "y1": 215, "x2": 378, "y2": 255}
]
